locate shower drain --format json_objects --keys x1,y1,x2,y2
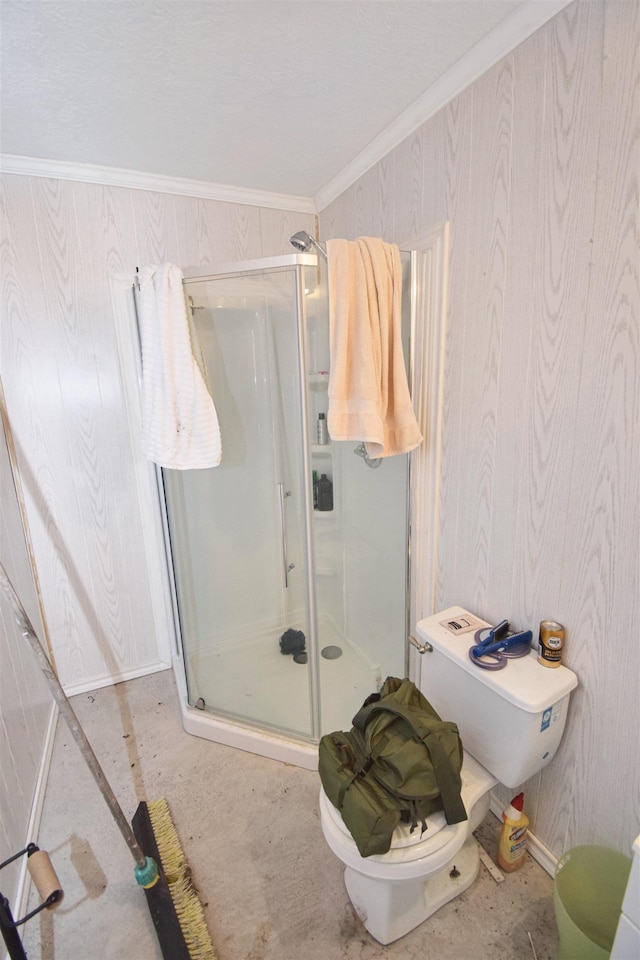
[{"x1": 321, "y1": 645, "x2": 343, "y2": 660}]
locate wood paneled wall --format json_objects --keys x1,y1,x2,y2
[
  {"x1": 1, "y1": 0, "x2": 637, "y2": 867},
  {"x1": 0, "y1": 175, "x2": 315, "y2": 691},
  {"x1": 320, "y1": 0, "x2": 639, "y2": 859}
]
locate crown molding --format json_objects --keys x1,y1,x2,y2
[
  {"x1": 0, "y1": 154, "x2": 317, "y2": 214},
  {"x1": 314, "y1": 0, "x2": 574, "y2": 211},
  {"x1": 0, "y1": 1, "x2": 573, "y2": 218}
]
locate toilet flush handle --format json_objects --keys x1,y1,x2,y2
[{"x1": 409, "y1": 635, "x2": 433, "y2": 654}]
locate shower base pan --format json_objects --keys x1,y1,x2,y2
[
  {"x1": 173, "y1": 624, "x2": 380, "y2": 770},
  {"x1": 173, "y1": 656, "x2": 319, "y2": 769}
]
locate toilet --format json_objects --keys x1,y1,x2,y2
[{"x1": 319, "y1": 606, "x2": 579, "y2": 945}]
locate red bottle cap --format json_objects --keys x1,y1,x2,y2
[{"x1": 510, "y1": 792, "x2": 524, "y2": 811}]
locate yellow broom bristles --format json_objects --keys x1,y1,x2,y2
[{"x1": 147, "y1": 798, "x2": 217, "y2": 960}]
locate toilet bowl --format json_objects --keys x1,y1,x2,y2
[
  {"x1": 319, "y1": 754, "x2": 496, "y2": 944},
  {"x1": 318, "y1": 606, "x2": 579, "y2": 945}
]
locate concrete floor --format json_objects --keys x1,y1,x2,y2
[{"x1": 22, "y1": 669, "x2": 559, "y2": 960}]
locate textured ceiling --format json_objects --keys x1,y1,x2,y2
[{"x1": 1, "y1": 0, "x2": 528, "y2": 198}]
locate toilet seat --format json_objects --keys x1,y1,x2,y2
[
  {"x1": 323, "y1": 792, "x2": 452, "y2": 857},
  {"x1": 319, "y1": 754, "x2": 496, "y2": 881}
]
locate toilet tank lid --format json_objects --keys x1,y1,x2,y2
[{"x1": 416, "y1": 607, "x2": 578, "y2": 713}]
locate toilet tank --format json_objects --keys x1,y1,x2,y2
[{"x1": 415, "y1": 607, "x2": 578, "y2": 788}]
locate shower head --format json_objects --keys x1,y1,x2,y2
[
  {"x1": 290, "y1": 230, "x2": 314, "y2": 252},
  {"x1": 289, "y1": 231, "x2": 328, "y2": 262}
]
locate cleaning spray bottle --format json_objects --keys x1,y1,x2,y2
[{"x1": 497, "y1": 792, "x2": 529, "y2": 872}]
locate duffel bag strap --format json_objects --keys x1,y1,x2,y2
[
  {"x1": 333, "y1": 735, "x2": 373, "y2": 808},
  {"x1": 353, "y1": 701, "x2": 467, "y2": 825},
  {"x1": 419, "y1": 729, "x2": 467, "y2": 824}
]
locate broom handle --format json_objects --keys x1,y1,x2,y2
[{"x1": 0, "y1": 563, "x2": 148, "y2": 871}]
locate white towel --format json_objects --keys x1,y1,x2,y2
[
  {"x1": 138, "y1": 263, "x2": 221, "y2": 469},
  {"x1": 326, "y1": 237, "x2": 423, "y2": 458}
]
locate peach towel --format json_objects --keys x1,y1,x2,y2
[{"x1": 326, "y1": 237, "x2": 423, "y2": 458}]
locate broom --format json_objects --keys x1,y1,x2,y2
[{"x1": 0, "y1": 563, "x2": 216, "y2": 960}]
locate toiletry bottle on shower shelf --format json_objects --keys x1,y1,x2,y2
[
  {"x1": 316, "y1": 474, "x2": 333, "y2": 512},
  {"x1": 317, "y1": 412, "x2": 329, "y2": 445},
  {"x1": 497, "y1": 793, "x2": 529, "y2": 872}
]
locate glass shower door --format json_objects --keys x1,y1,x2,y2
[
  {"x1": 304, "y1": 255, "x2": 410, "y2": 735},
  {"x1": 162, "y1": 264, "x2": 316, "y2": 739}
]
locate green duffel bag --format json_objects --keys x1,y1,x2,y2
[
  {"x1": 319, "y1": 727, "x2": 404, "y2": 855},
  {"x1": 318, "y1": 677, "x2": 467, "y2": 858}
]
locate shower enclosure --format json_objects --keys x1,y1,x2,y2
[{"x1": 161, "y1": 251, "x2": 412, "y2": 766}]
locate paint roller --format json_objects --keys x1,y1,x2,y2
[
  {"x1": 25, "y1": 848, "x2": 63, "y2": 909},
  {"x1": 0, "y1": 843, "x2": 63, "y2": 960}
]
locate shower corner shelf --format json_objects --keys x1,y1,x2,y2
[
  {"x1": 313, "y1": 508, "x2": 335, "y2": 519},
  {"x1": 311, "y1": 442, "x2": 333, "y2": 454},
  {"x1": 308, "y1": 372, "x2": 330, "y2": 384}
]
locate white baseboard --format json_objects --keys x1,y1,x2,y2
[
  {"x1": 62, "y1": 658, "x2": 171, "y2": 698},
  {"x1": 7, "y1": 701, "x2": 59, "y2": 951},
  {"x1": 489, "y1": 794, "x2": 558, "y2": 878}
]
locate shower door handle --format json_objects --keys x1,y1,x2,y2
[{"x1": 277, "y1": 482, "x2": 291, "y2": 588}]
